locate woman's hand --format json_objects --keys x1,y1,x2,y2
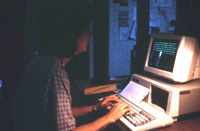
[
  {"x1": 94, "y1": 95, "x2": 120, "y2": 111},
  {"x1": 106, "y1": 102, "x2": 131, "y2": 123},
  {"x1": 73, "y1": 102, "x2": 130, "y2": 131}
]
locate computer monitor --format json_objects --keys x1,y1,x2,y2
[{"x1": 144, "y1": 34, "x2": 200, "y2": 83}]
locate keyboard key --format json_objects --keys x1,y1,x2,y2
[{"x1": 134, "y1": 121, "x2": 143, "y2": 126}]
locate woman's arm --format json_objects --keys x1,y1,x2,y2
[
  {"x1": 72, "y1": 95, "x2": 121, "y2": 118},
  {"x1": 72, "y1": 105, "x2": 93, "y2": 118},
  {"x1": 73, "y1": 112, "x2": 111, "y2": 131},
  {"x1": 73, "y1": 102, "x2": 130, "y2": 131}
]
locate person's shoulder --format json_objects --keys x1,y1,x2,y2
[
  {"x1": 27, "y1": 55, "x2": 62, "y2": 75},
  {"x1": 37, "y1": 55, "x2": 66, "y2": 77}
]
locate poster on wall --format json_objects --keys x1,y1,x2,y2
[
  {"x1": 153, "y1": 0, "x2": 172, "y2": 7},
  {"x1": 118, "y1": 11, "x2": 129, "y2": 40},
  {"x1": 129, "y1": 4, "x2": 137, "y2": 40},
  {"x1": 120, "y1": 27, "x2": 129, "y2": 40}
]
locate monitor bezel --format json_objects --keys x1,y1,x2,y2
[
  {"x1": 144, "y1": 34, "x2": 182, "y2": 81},
  {"x1": 144, "y1": 34, "x2": 199, "y2": 83}
]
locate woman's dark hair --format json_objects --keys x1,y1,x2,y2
[{"x1": 35, "y1": 0, "x2": 93, "y2": 58}]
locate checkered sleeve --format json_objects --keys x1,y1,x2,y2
[{"x1": 50, "y1": 71, "x2": 76, "y2": 131}]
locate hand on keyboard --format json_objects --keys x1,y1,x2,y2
[
  {"x1": 94, "y1": 94, "x2": 121, "y2": 111},
  {"x1": 106, "y1": 102, "x2": 131, "y2": 123}
]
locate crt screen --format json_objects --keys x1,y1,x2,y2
[
  {"x1": 151, "y1": 85, "x2": 169, "y2": 111},
  {"x1": 148, "y1": 39, "x2": 179, "y2": 72}
]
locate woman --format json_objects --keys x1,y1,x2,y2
[{"x1": 12, "y1": 0, "x2": 130, "y2": 130}]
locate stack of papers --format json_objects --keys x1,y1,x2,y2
[{"x1": 120, "y1": 81, "x2": 149, "y2": 104}]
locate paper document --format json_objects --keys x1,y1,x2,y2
[{"x1": 120, "y1": 81, "x2": 149, "y2": 104}]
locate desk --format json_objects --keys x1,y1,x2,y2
[{"x1": 73, "y1": 79, "x2": 200, "y2": 131}]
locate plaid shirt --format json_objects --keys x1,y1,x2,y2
[{"x1": 12, "y1": 55, "x2": 76, "y2": 131}]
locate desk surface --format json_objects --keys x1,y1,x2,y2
[
  {"x1": 153, "y1": 117, "x2": 200, "y2": 131},
  {"x1": 73, "y1": 79, "x2": 200, "y2": 131}
]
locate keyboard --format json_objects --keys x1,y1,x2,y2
[{"x1": 106, "y1": 93, "x2": 173, "y2": 131}]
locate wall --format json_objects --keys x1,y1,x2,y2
[
  {"x1": 109, "y1": 0, "x2": 136, "y2": 77},
  {"x1": 149, "y1": 0, "x2": 176, "y2": 34}
]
